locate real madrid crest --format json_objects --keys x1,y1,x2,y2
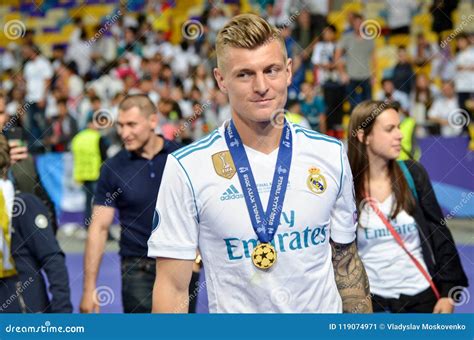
[
  {"x1": 212, "y1": 151, "x2": 236, "y2": 179},
  {"x1": 307, "y1": 167, "x2": 327, "y2": 195}
]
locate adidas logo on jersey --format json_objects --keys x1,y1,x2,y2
[{"x1": 220, "y1": 185, "x2": 244, "y2": 201}]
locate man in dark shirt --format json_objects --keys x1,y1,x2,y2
[{"x1": 79, "y1": 94, "x2": 180, "y2": 313}]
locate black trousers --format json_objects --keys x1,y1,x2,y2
[
  {"x1": 121, "y1": 257, "x2": 200, "y2": 313},
  {"x1": 372, "y1": 287, "x2": 438, "y2": 313}
]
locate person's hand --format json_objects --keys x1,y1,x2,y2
[
  {"x1": 80, "y1": 289, "x2": 100, "y2": 313},
  {"x1": 370, "y1": 76, "x2": 376, "y2": 87},
  {"x1": 8, "y1": 140, "x2": 28, "y2": 164},
  {"x1": 340, "y1": 72, "x2": 350, "y2": 84},
  {"x1": 49, "y1": 134, "x2": 59, "y2": 144},
  {"x1": 37, "y1": 99, "x2": 46, "y2": 109},
  {"x1": 433, "y1": 297, "x2": 454, "y2": 313}
]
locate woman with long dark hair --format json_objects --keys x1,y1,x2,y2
[{"x1": 347, "y1": 100, "x2": 468, "y2": 313}]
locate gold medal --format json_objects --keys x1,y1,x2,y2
[{"x1": 251, "y1": 243, "x2": 277, "y2": 269}]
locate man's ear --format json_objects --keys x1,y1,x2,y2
[
  {"x1": 286, "y1": 58, "x2": 293, "y2": 87},
  {"x1": 150, "y1": 112, "x2": 159, "y2": 129},
  {"x1": 213, "y1": 68, "x2": 227, "y2": 94}
]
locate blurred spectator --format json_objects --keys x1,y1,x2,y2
[
  {"x1": 117, "y1": 26, "x2": 143, "y2": 57},
  {"x1": 213, "y1": 90, "x2": 231, "y2": 128},
  {"x1": 299, "y1": 82, "x2": 326, "y2": 132},
  {"x1": 376, "y1": 78, "x2": 410, "y2": 113},
  {"x1": 90, "y1": 24, "x2": 117, "y2": 64},
  {"x1": 386, "y1": 0, "x2": 419, "y2": 35},
  {"x1": 140, "y1": 74, "x2": 160, "y2": 105},
  {"x1": 430, "y1": 0, "x2": 459, "y2": 35},
  {"x1": 1, "y1": 44, "x2": 17, "y2": 72},
  {"x1": 394, "y1": 101, "x2": 420, "y2": 161},
  {"x1": 292, "y1": 8, "x2": 321, "y2": 52},
  {"x1": 431, "y1": 41, "x2": 456, "y2": 80},
  {"x1": 22, "y1": 44, "x2": 53, "y2": 151},
  {"x1": 183, "y1": 64, "x2": 215, "y2": 99},
  {"x1": 392, "y1": 46, "x2": 414, "y2": 95},
  {"x1": 206, "y1": 6, "x2": 228, "y2": 45},
  {"x1": 44, "y1": 98, "x2": 78, "y2": 152},
  {"x1": 428, "y1": 80, "x2": 462, "y2": 137},
  {"x1": 66, "y1": 18, "x2": 92, "y2": 77},
  {"x1": 81, "y1": 95, "x2": 103, "y2": 130},
  {"x1": 50, "y1": 44, "x2": 67, "y2": 72},
  {"x1": 286, "y1": 100, "x2": 311, "y2": 129},
  {"x1": 311, "y1": 24, "x2": 338, "y2": 87},
  {"x1": 171, "y1": 85, "x2": 192, "y2": 118},
  {"x1": 23, "y1": 29, "x2": 35, "y2": 46},
  {"x1": 409, "y1": 33, "x2": 439, "y2": 68},
  {"x1": 410, "y1": 73, "x2": 440, "y2": 136},
  {"x1": 291, "y1": 9, "x2": 321, "y2": 90},
  {"x1": 157, "y1": 97, "x2": 181, "y2": 140},
  {"x1": 57, "y1": 62, "x2": 84, "y2": 111},
  {"x1": 454, "y1": 33, "x2": 474, "y2": 114},
  {"x1": 335, "y1": 13, "x2": 375, "y2": 110},
  {"x1": 5, "y1": 86, "x2": 26, "y2": 119},
  {"x1": 171, "y1": 41, "x2": 200, "y2": 80},
  {"x1": 72, "y1": 115, "x2": 108, "y2": 230},
  {"x1": 312, "y1": 24, "x2": 344, "y2": 133}
]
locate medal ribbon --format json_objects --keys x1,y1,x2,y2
[{"x1": 224, "y1": 120, "x2": 292, "y2": 243}]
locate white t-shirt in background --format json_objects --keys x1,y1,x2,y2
[
  {"x1": 357, "y1": 194, "x2": 430, "y2": 299},
  {"x1": 24, "y1": 56, "x2": 53, "y2": 103}
]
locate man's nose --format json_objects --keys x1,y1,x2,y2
[{"x1": 253, "y1": 73, "x2": 269, "y2": 95}]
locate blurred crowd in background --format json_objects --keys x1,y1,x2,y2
[{"x1": 0, "y1": 0, "x2": 472, "y2": 161}]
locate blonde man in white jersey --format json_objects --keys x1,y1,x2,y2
[{"x1": 148, "y1": 14, "x2": 372, "y2": 313}]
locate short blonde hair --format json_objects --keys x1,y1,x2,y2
[
  {"x1": 215, "y1": 14, "x2": 287, "y2": 69},
  {"x1": 119, "y1": 94, "x2": 157, "y2": 117}
]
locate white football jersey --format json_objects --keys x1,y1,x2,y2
[{"x1": 148, "y1": 121, "x2": 357, "y2": 313}]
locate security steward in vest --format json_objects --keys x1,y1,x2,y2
[
  {"x1": 0, "y1": 135, "x2": 72, "y2": 313},
  {"x1": 80, "y1": 94, "x2": 181, "y2": 313},
  {"x1": 72, "y1": 115, "x2": 108, "y2": 229}
]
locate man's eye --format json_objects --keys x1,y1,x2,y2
[
  {"x1": 237, "y1": 73, "x2": 249, "y2": 78},
  {"x1": 266, "y1": 67, "x2": 279, "y2": 75}
]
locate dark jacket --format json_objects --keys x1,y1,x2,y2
[
  {"x1": 403, "y1": 160, "x2": 468, "y2": 298},
  {"x1": 10, "y1": 193, "x2": 72, "y2": 313},
  {"x1": 10, "y1": 156, "x2": 59, "y2": 234}
]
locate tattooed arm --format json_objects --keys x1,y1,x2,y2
[{"x1": 330, "y1": 240, "x2": 372, "y2": 313}]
